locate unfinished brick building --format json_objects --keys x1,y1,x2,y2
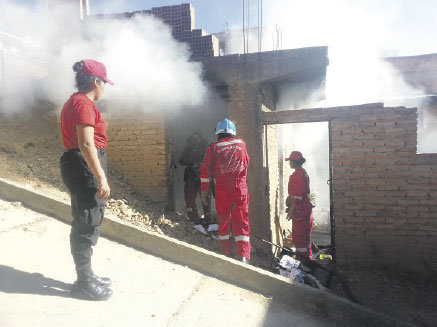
[
  {"x1": 83, "y1": 4, "x2": 437, "y2": 275},
  {"x1": 2, "y1": 2, "x2": 436, "y2": 276},
  {"x1": 103, "y1": 46, "x2": 437, "y2": 275}
]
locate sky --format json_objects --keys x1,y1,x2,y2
[
  {"x1": 12, "y1": 0, "x2": 437, "y2": 56},
  {"x1": 91, "y1": 0, "x2": 436, "y2": 56}
]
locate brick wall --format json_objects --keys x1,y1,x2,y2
[
  {"x1": 227, "y1": 85, "x2": 248, "y2": 137},
  {"x1": 106, "y1": 112, "x2": 169, "y2": 203},
  {"x1": 262, "y1": 103, "x2": 437, "y2": 275}
]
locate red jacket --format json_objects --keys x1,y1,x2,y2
[
  {"x1": 200, "y1": 137, "x2": 250, "y2": 191},
  {"x1": 288, "y1": 167, "x2": 312, "y2": 217}
]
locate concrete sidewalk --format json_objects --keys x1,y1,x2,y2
[
  {"x1": 0, "y1": 178, "x2": 412, "y2": 327},
  {"x1": 0, "y1": 198, "x2": 328, "y2": 327}
]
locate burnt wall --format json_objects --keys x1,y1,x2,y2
[{"x1": 263, "y1": 103, "x2": 437, "y2": 275}]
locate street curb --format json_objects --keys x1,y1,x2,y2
[{"x1": 0, "y1": 178, "x2": 411, "y2": 327}]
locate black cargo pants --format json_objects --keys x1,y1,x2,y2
[{"x1": 60, "y1": 149, "x2": 107, "y2": 273}]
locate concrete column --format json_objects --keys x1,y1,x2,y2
[
  {"x1": 79, "y1": 0, "x2": 89, "y2": 20},
  {"x1": 227, "y1": 83, "x2": 272, "y2": 259}
]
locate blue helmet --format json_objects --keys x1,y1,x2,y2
[{"x1": 215, "y1": 118, "x2": 236, "y2": 135}]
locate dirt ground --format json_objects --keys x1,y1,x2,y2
[
  {"x1": 1, "y1": 106, "x2": 437, "y2": 326},
  {"x1": 329, "y1": 268, "x2": 437, "y2": 327}
]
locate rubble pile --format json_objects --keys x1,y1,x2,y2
[
  {"x1": 106, "y1": 197, "x2": 220, "y2": 252},
  {"x1": 107, "y1": 199, "x2": 154, "y2": 228},
  {"x1": 106, "y1": 171, "x2": 221, "y2": 253}
]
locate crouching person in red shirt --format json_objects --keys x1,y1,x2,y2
[
  {"x1": 286, "y1": 151, "x2": 313, "y2": 260},
  {"x1": 200, "y1": 119, "x2": 251, "y2": 264}
]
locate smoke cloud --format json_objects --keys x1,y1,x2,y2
[
  {"x1": 0, "y1": 1, "x2": 48, "y2": 112},
  {"x1": 228, "y1": 0, "x2": 423, "y2": 107},
  {"x1": 0, "y1": 1, "x2": 207, "y2": 113}
]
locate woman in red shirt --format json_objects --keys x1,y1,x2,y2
[
  {"x1": 60, "y1": 59, "x2": 113, "y2": 301},
  {"x1": 286, "y1": 151, "x2": 313, "y2": 260}
]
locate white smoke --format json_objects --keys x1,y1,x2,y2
[
  {"x1": 0, "y1": 1, "x2": 48, "y2": 111},
  {"x1": 280, "y1": 122, "x2": 330, "y2": 226},
  {"x1": 88, "y1": 0, "x2": 128, "y2": 16},
  {"x1": 227, "y1": 0, "x2": 424, "y2": 106},
  {"x1": 0, "y1": 1, "x2": 207, "y2": 113}
]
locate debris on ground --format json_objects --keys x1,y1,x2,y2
[
  {"x1": 103, "y1": 171, "x2": 222, "y2": 253},
  {"x1": 193, "y1": 224, "x2": 219, "y2": 239}
]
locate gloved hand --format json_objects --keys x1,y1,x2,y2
[
  {"x1": 201, "y1": 189, "x2": 211, "y2": 223},
  {"x1": 285, "y1": 195, "x2": 291, "y2": 213}
]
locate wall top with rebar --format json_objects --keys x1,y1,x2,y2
[{"x1": 199, "y1": 46, "x2": 328, "y2": 86}]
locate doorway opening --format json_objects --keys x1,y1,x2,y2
[
  {"x1": 166, "y1": 89, "x2": 227, "y2": 219},
  {"x1": 263, "y1": 121, "x2": 333, "y2": 256}
]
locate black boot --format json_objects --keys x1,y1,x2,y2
[
  {"x1": 91, "y1": 272, "x2": 112, "y2": 287},
  {"x1": 72, "y1": 267, "x2": 113, "y2": 301}
]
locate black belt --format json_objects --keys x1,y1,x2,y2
[{"x1": 67, "y1": 148, "x2": 106, "y2": 154}]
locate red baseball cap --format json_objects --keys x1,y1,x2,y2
[
  {"x1": 79, "y1": 59, "x2": 114, "y2": 85},
  {"x1": 285, "y1": 151, "x2": 303, "y2": 161}
]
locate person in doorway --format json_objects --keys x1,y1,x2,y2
[
  {"x1": 179, "y1": 132, "x2": 209, "y2": 224},
  {"x1": 60, "y1": 59, "x2": 113, "y2": 300},
  {"x1": 200, "y1": 118, "x2": 251, "y2": 263},
  {"x1": 285, "y1": 151, "x2": 313, "y2": 260}
]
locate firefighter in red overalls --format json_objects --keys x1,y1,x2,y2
[
  {"x1": 286, "y1": 151, "x2": 313, "y2": 260},
  {"x1": 200, "y1": 119, "x2": 251, "y2": 263}
]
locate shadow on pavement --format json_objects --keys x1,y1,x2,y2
[{"x1": 0, "y1": 265, "x2": 72, "y2": 297}]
